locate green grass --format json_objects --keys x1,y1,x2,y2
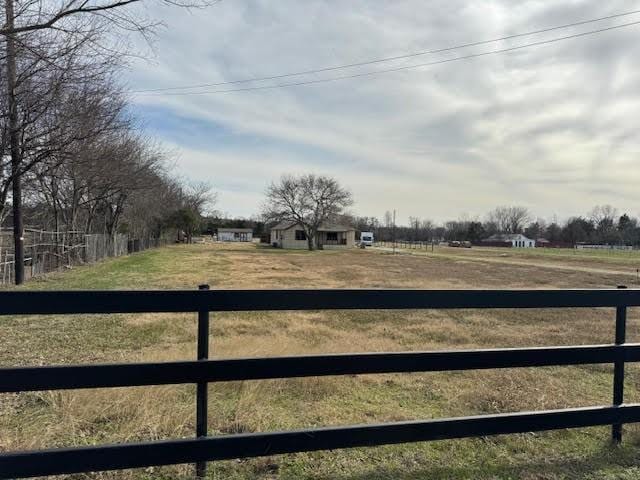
[
  {"x1": 390, "y1": 243, "x2": 640, "y2": 267},
  {"x1": 17, "y1": 244, "x2": 232, "y2": 290},
  {"x1": 3, "y1": 242, "x2": 640, "y2": 479},
  {"x1": 492, "y1": 246, "x2": 640, "y2": 261}
]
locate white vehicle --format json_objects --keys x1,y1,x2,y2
[{"x1": 360, "y1": 231, "x2": 374, "y2": 246}]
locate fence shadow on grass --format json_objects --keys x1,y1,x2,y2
[{"x1": 310, "y1": 439, "x2": 640, "y2": 480}]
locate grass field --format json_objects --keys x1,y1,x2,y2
[
  {"x1": 3, "y1": 243, "x2": 640, "y2": 479},
  {"x1": 380, "y1": 243, "x2": 640, "y2": 280}
]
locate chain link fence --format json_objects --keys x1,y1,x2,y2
[{"x1": 0, "y1": 229, "x2": 169, "y2": 285}]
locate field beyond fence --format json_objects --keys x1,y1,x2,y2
[
  {"x1": 0, "y1": 229, "x2": 168, "y2": 285},
  {"x1": 5, "y1": 243, "x2": 640, "y2": 479},
  {"x1": 1, "y1": 287, "x2": 640, "y2": 479}
]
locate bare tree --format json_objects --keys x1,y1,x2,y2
[
  {"x1": 590, "y1": 205, "x2": 618, "y2": 229},
  {"x1": 1, "y1": 1, "x2": 212, "y2": 36},
  {"x1": 183, "y1": 181, "x2": 217, "y2": 216},
  {"x1": 590, "y1": 204, "x2": 618, "y2": 244},
  {"x1": 505, "y1": 206, "x2": 530, "y2": 234},
  {"x1": 420, "y1": 219, "x2": 435, "y2": 241},
  {"x1": 487, "y1": 206, "x2": 531, "y2": 234},
  {"x1": 26, "y1": 77, "x2": 132, "y2": 232},
  {"x1": 407, "y1": 216, "x2": 418, "y2": 241},
  {"x1": 264, "y1": 174, "x2": 353, "y2": 251},
  {"x1": 383, "y1": 210, "x2": 393, "y2": 229},
  {"x1": 487, "y1": 206, "x2": 508, "y2": 233},
  {"x1": 161, "y1": 180, "x2": 216, "y2": 243},
  {"x1": 1, "y1": 0, "x2": 214, "y2": 283}
]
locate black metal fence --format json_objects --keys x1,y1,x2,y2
[{"x1": 1, "y1": 288, "x2": 640, "y2": 478}]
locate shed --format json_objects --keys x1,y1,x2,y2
[{"x1": 217, "y1": 228, "x2": 253, "y2": 242}]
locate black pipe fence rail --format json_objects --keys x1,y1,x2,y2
[{"x1": 0, "y1": 287, "x2": 639, "y2": 478}]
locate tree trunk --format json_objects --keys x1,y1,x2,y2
[{"x1": 5, "y1": 0, "x2": 24, "y2": 284}]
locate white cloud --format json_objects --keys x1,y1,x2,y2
[{"x1": 126, "y1": 0, "x2": 640, "y2": 224}]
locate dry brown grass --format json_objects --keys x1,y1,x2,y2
[{"x1": 3, "y1": 243, "x2": 640, "y2": 479}]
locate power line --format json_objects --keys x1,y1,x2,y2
[
  {"x1": 134, "y1": 19, "x2": 640, "y2": 96},
  {"x1": 133, "y1": 9, "x2": 640, "y2": 94}
]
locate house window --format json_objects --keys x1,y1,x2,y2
[
  {"x1": 326, "y1": 232, "x2": 338, "y2": 241},
  {"x1": 295, "y1": 230, "x2": 307, "y2": 241}
]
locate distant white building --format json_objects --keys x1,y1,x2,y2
[
  {"x1": 217, "y1": 228, "x2": 253, "y2": 242},
  {"x1": 483, "y1": 233, "x2": 535, "y2": 248}
]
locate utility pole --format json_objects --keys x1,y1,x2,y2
[
  {"x1": 4, "y1": 0, "x2": 24, "y2": 284},
  {"x1": 392, "y1": 209, "x2": 396, "y2": 255}
]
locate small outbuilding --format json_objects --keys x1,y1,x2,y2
[
  {"x1": 217, "y1": 228, "x2": 253, "y2": 242},
  {"x1": 536, "y1": 238, "x2": 551, "y2": 247},
  {"x1": 270, "y1": 221, "x2": 356, "y2": 249},
  {"x1": 482, "y1": 233, "x2": 535, "y2": 248}
]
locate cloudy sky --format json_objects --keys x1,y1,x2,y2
[{"x1": 126, "y1": 1, "x2": 640, "y2": 224}]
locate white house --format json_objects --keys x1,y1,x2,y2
[
  {"x1": 483, "y1": 233, "x2": 535, "y2": 248},
  {"x1": 217, "y1": 228, "x2": 253, "y2": 242}
]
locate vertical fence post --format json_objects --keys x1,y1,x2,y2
[
  {"x1": 612, "y1": 284, "x2": 627, "y2": 443},
  {"x1": 196, "y1": 284, "x2": 210, "y2": 478}
]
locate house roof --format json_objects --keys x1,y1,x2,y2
[
  {"x1": 271, "y1": 220, "x2": 298, "y2": 230},
  {"x1": 271, "y1": 220, "x2": 354, "y2": 232},
  {"x1": 217, "y1": 228, "x2": 253, "y2": 233},
  {"x1": 483, "y1": 233, "x2": 534, "y2": 242}
]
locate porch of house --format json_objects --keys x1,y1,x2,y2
[{"x1": 317, "y1": 230, "x2": 349, "y2": 248}]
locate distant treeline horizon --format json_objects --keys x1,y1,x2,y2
[
  {"x1": 353, "y1": 205, "x2": 640, "y2": 246},
  {"x1": 205, "y1": 204, "x2": 640, "y2": 246}
]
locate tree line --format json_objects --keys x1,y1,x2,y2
[
  {"x1": 352, "y1": 205, "x2": 640, "y2": 246},
  {"x1": 259, "y1": 175, "x2": 640, "y2": 249},
  {"x1": 1, "y1": 0, "x2": 214, "y2": 283}
]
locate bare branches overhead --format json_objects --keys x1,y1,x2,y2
[
  {"x1": 1, "y1": 0, "x2": 219, "y2": 283},
  {"x1": 1, "y1": 1, "x2": 213, "y2": 36}
]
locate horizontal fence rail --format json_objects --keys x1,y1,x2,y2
[
  {"x1": 0, "y1": 287, "x2": 638, "y2": 478},
  {"x1": 2, "y1": 288, "x2": 640, "y2": 315},
  {"x1": 3, "y1": 405, "x2": 640, "y2": 479},
  {"x1": 3, "y1": 344, "x2": 640, "y2": 393}
]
